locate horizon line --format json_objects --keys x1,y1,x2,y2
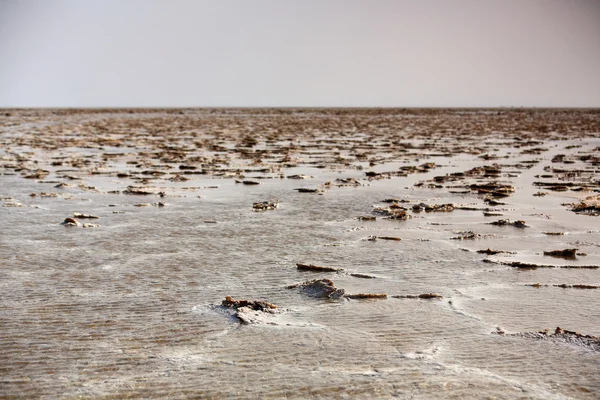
[{"x1": 2, "y1": 106, "x2": 600, "y2": 110}]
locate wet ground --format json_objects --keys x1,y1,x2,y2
[{"x1": 1, "y1": 108, "x2": 599, "y2": 399}]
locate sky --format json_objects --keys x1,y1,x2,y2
[{"x1": 0, "y1": 0, "x2": 599, "y2": 108}]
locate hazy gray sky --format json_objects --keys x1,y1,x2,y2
[{"x1": 1, "y1": 0, "x2": 599, "y2": 107}]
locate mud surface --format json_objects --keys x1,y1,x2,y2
[{"x1": 1, "y1": 108, "x2": 600, "y2": 399}]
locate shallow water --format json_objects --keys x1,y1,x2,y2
[{"x1": 1, "y1": 109, "x2": 599, "y2": 399}]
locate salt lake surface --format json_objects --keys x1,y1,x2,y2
[{"x1": 1, "y1": 109, "x2": 599, "y2": 398}]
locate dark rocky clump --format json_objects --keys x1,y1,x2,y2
[
  {"x1": 221, "y1": 296, "x2": 277, "y2": 312},
  {"x1": 477, "y1": 249, "x2": 516, "y2": 255},
  {"x1": 294, "y1": 188, "x2": 322, "y2": 193},
  {"x1": 252, "y1": 200, "x2": 279, "y2": 211},
  {"x1": 543, "y1": 248, "x2": 578, "y2": 259},
  {"x1": 61, "y1": 217, "x2": 80, "y2": 227},
  {"x1": 296, "y1": 263, "x2": 343, "y2": 273},
  {"x1": 235, "y1": 179, "x2": 261, "y2": 185},
  {"x1": 221, "y1": 296, "x2": 279, "y2": 325},
  {"x1": 357, "y1": 216, "x2": 376, "y2": 221},
  {"x1": 488, "y1": 219, "x2": 528, "y2": 228}
]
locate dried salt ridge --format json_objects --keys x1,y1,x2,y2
[
  {"x1": 235, "y1": 179, "x2": 261, "y2": 185},
  {"x1": 289, "y1": 275, "x2": 439, "y2": 301},
  {"x1": 293, "y1": 187, "x2": 322, "y2": 193},
  {"x1": 483, "y1": 258, "x2": 599, "y2": 269},
  {"x1": 332, "y1": 177, "x2": 363, "y2": 187},
  {"x1": 296, "y1": 263, "x2": 378, "y2": 279},
  {"x1": 380, "y1": 198, "x2": 409, "y2": 203},
  {"x1": 134, "y1": 202, "x2": 166, "y2": 207},
  {"x1": 470, "y1": 182, "x2": 516, "y2": 198},
  {"x1": 23, "y1": 168, "x2": 50, "y2": 179},
  {"x1": 73, "y1": 212, "x2": 99, "y2": 219},
  {"x1": 29, "y1": 192, "x2": 61, "y2": 198},
  {"x1": 365, "y1": 162, "x2": 437, "y2": 181},
  {"x1": 526, "y1": 283, "x2": 600, "y2": 289},
  {"x1": 450, "y1": 231, "x2": 483, "y2": 240},
  {"x1": 123, "y1": 186, "x2": 163, "y2": 195},
  {"x1": 2, "y1": 201, "x2": 25, "y2": 207},
  {"x1": 392, "y1": 293, "x2": 443, "y2": 300},
  {"x1": 365, "y1": 235, "x2": 402, "y2": 241},
  {"x1": 496, "y1": 327, "x2": 600, "y2": 353},
  {"x1": 349, "y1": 273, "x2": 378, "y2": 279},
  {"x1": 477, "y1": 249, "x2": 516, "y2": 255},
  {"x1": 411, "y1": 203, "x2": 455, "y2": 213},
  {"x1": 345, "y1": 293, "x2": 388, "y2": 300},
  {"x1": 534, "y1": 181, "x2": 598, "y2": 193}
]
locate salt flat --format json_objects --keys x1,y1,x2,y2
[{"x1": 1, "y1": 108, "x2": 599, "y2": 399}]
